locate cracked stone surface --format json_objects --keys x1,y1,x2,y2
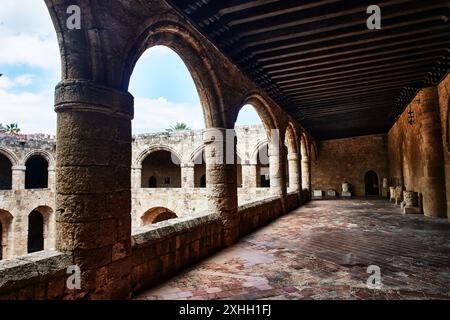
[{"x1": 134, "y1": 199, "x2": 450, "y2": 300}]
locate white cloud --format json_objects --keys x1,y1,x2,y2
[
  {"x1": 0, "y1": 90, "x2": 205, "y2": 135},
  {"x1": 133, "y1": 97, "x2": 205, "y2": 133},
  {"x1": 0, "y1": 74, "x2": 34, "y2": 89},
  {"x1": 0, "y1": 89, "x2": 56, "y2": 134},
  {"x1": 0, "y1": 1, "x2": 60, "y2": 71}
]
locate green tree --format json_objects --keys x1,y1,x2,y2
[
  {"x1": 0, "y1": 123, "x2": 6, "y2": 133},
  {"x1": 166, "y1": 122, "x2": 190, "y2": 132},
  {"x1": 4, "y1": 123, "x2": 20, "y2": 135}
]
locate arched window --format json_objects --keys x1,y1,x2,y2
[
  {"x1": 0, "y1": 153, "x2": 12, "y2": 190},
  {"x1": 365, "y1": 170, "x2": 380, "y2": 196},
  {"x1": 141, "y1": 207, "x2": 177, "y2": 226},
  {"x1": 141, "y1": 150, "x2": 181, "y2": 188},
  {"x1": 25, "y1": 156, "x2": 48, "y2": 189},
  {"x1": 28, "y1": 210, "x2": 44, "y2": 253}
]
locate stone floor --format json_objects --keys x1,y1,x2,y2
[{"x1": 134, "y1": 199, "x2": 450, "y2": 300}]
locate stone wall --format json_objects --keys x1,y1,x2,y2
[
  {"x1": 437, "y1": 73, "x2": 450, "y2": 217},
  {"x1": 387, "y1": 77, "x2": 448, "y2": 218},
  {"x1": 311, "y1": 134, "x2": 389, "y2": 196},
  {"x1": 0, "y1": 193, "x2": 299, "y2": 299}
]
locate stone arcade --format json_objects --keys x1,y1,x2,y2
[{"x1": 0, "y1": 0, "x2": 449, "y2": 300}]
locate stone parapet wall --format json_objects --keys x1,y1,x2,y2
[{"x1": 0, "y1": 193, "x2": 294, "y2": 299}]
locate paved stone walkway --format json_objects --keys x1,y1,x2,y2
[{"x1": 135, "y1": 199, "x2": 450, "y2": 300}]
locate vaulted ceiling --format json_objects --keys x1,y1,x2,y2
[{"x1": 166, "y1": 0, "x2": 450, "y2": 140}]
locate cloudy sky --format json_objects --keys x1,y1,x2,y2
[{"x1": 0, "y1": 1, "x2": 260, "y2": 135}]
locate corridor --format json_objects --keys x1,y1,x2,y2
[{"x1": 135, "y1": 199, "x2": 450, "y2": 300}]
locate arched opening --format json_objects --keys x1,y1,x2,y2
[
  {"x1": 141, "y1": 207, "x2": 178, "y2": 225},
  {"x1": 257, "y1": 143, "x2": 270, "y2": 188},
  {"x1": 28, "y1": 210, "x2": 44, "y2": 253},
  {"x1": 25, "y1": 156, "x2": 48, "y2": 189},
  {"x1": 194, "y1": 150, "x2": 206, "y2": 188},
  {"x1": 27, "y1": 206, "x2": 53, "y2": 254},
  {"x1": 129, "y1": 45, "x2": 206, "y2": 134},
  {"x1": 0, "y1": 210, "x2": 13, "y2": 260},
  {"x1": 141, "y1": 150, "x2": 181, "y2": 188},
  {"x1": 365, "y1": 170, "x2": 380, "y2": 196},
  {"x1": 0, "y1": 153, "x2": 12, "y2": 190},
  {"x1": 235, "y1": 104, "x2": 272, "y2": 193}
]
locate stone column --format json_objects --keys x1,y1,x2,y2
[
  {"x1": 131, "y1": 167, "x2": 142, "y2": 189},
  {"x1": 287, "y1": 153, "x2": 301, "y2": 193},
  {"x1": 418, "y1": 87, "x2": 446, "y2": 218},
  {"x1": 54, "y1": 81, "x2": 134, "y2": 298},
  {"x1": 301, "y1": 157, "x2": 311, "y2": 191},
  {"x1": 268, "y1": 134, "x2": 288, "y2": 211},
  {"x1": 11, "y1": 165, "x2": 25, "y2": 190},
  {"x1": 181, "y1": 163, "x2": 195, "y2": 188},
  {"x1": 204, "y1": 128, "x2": 238, "y2": 246},
  {"x1": 241, "y1": 163, "x2": 257, "y2": 188},
  {"x1": 48, "y1": 166, "x2": 56, "y2": 190}
]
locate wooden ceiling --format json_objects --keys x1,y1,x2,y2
[{"x1": 167, "y1": 0, "x2": 450, "y2": 140}]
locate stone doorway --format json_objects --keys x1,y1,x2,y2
[{"x1": 364, "y1": 170, "x2": 379, "y2": 196}]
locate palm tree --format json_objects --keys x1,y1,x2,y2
[
  {"x1": 166, "y1": 122, "x2": 190, "y2": 132},
  {"x1": 5, "y1": 123, "x2": 20, "y2": 135},
  {"x1": 0, "y1": 124, "x2": 6, "y2": 133}
]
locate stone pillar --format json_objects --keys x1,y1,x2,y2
[
  {"x1": 241, "y1": 163, "x2": 257, "y2": 188},
  {"x1": 301, "y1": 158, "x2": 311, "y2": 191},
  {"x1": 54, "y1": 81, "x2": 134, "y2": 298},
  {"x1": 287, "y1": 153, "x2": 301, "y2": 194},
  {"x1": 268, "y1": 141, "x2": 287, "y2": 198},
  {"x1": 181, "y1": 163, "x2": 195, "y2": 188},
  {"x1": 11, "y1": 165, "x2": 25, "y2": 190},
  {"x1": 131, "y1": 167, "x2": 142, "y2": 189},
  {"x1": 418, "y1": 87, "x2": 446, "y2": 218},
  {"x1": 204, "y1": 128, "x2": 238, "y2": 246},
  {"x1": 48, "y1": 166, "x2": 56, "y2": 190}
]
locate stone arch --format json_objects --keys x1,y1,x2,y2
[
  {"x1": 285, "y1": 122, "x2": 299, "y2": 155},
  {"x1": 25, "y1": 155, "x2": 49, "y2": 189},
  {"x1": 0, "y1": 152, "x2": 13, "y2": 191},
  {"x1": 250, "y1": 140, "x2": 270, "y2": 165},
  {"x1": 0, "y1": 209, "x2": 13, "y2": 260},
  {"x1": 141, "y1": 207, "x2": 177, "y2": 226},
  {"x1": 122, "y1": 21, "x2": 224, "y2": 128},
  {"x1": 235, "y1": 93, "x2": 280, "y2": 141},
  {"x1": 190, "y1": 144, "x2": 206, "y2": 164},
  {"x1": 22, "y1": 150, "x2": 55, "y2": 169},
  {"x1": 0, "y1": 147, "x2": 19, "y2": 167},
  {"x1": 135, "y1": 145, "x2": 183, "y2": 169},
  {"x1": 300, "y1": 133, "x2": 309, "y2": 160},
  {"x1": 139, "y1": 148, "x2": 182, "y2": 188},
  {"x1": 27, "y1": 206, "x2": 54, "y2": 253},
  {"x1": 310, "y1": 141, "x2": 319, "y2": 162}
]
